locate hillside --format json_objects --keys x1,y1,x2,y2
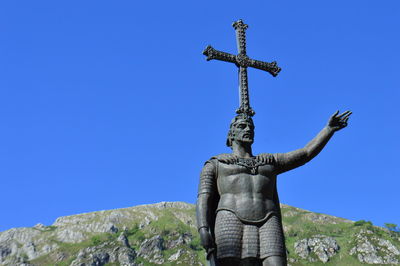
[{"x1": 0, "y1": 202, "x2": 399, "y2": 265}]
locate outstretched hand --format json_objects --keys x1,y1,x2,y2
[{"x1": 327, "y1": 110, "x2": 352, "y2": 131}]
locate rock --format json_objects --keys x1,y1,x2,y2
[
  {"x1": 378, "y1": 239, "x2": 400, "y2": 256},
  {"x1": 149, "y1": 202, "x2": 193, "y2": 210},
  {"x1": 55, "y1": 228, "x2": 86, "y2": 243},
  {"x1": 118, "y1": 233, "x2": 130, "y2": 247},
  {"x1": 137, "y1": 235, "x2": 164, "y2": 264},
  {"x1": 71, "y1": 248, "x2": 110, "y2": 266},
  {"x1": 138, "y1": 217, "x2": 151, "y2": 229},
  {"x1": 118, "y1": 249, "x2": 136, "y2": 266},
  {"x1": 0, "y1": 228, "x2": 41, "y2": 244},
  {"x1": 165, "y1": 232, "x2": 192, "y2": 249},
  {"x1": 92, "y1": 251, "x2": 110, "y2": 265},
  {"x1": 54, "y1": 251, "x2": 67, "y2": 262},
  {"x1": 168, "y1": 249, "x2": 184, "y2": 261},
  {"x1": 350, "y1": 229, "x2": 399, "y2": 264},
  {"x1": 294, "y1": 235, "x2": 339, "y2": 263},
  {"x1": 303, "y1": 212, "x2": 353, "y2": 226},
  {"x1": 41, "y1": 243, "x2": 59, "y2": 255},
  {"x1": 23, "y1": 242, "x2": 37, "y2": 259},
  {"x1": 108, "y1": 224, "x2": 119, "y2": 234},
  {"x1": 0, "y1": 244, "x2": 12, "y2": 261},
  {"x1": 33, "y1": 223, "x2": 46, "y2": 230},
  {"x1": 70, "y1": 241, "x2": 136, "y2": 266},
  {"x1": 283, "y1": 210, "x2": 300, "y2": 217}
]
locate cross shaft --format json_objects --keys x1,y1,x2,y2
[{"x1": 203, "y1": 19, "x2": 281, "y2": 116}]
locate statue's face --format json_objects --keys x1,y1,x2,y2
[{"x1": 230, "y1": 119, "x2": 254, "y2": 144}]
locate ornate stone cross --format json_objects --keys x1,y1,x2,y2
[{"x1": 203, "y1": 19, "x2": 281, "y2": 117}]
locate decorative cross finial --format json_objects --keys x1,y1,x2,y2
[{"x1": 203, "y1": 19, "x2": 281, "y2": 117}]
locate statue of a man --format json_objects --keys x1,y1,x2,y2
[{"x1": 196, "y1": 110, "x2": 351, "y2": 266}]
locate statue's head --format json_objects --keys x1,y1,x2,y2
[{"x1": 226, "y1": 114, "x2": 255, "y2": 147}]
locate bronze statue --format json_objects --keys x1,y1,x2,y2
[{"x1": 196, "y1": 20, "x2": 351, "y2": 266}]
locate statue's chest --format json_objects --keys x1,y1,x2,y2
[
  {"x1": 217, "y1": 162, "x2": 276, "y2": 193},
  {"x1": 218, "y1": 160, "x2": 275, "y2": 176}
]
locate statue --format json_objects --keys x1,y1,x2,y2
[{"x1": 196, "y1": 20, "x2": 352, "y2": 266}]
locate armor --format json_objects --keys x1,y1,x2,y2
[
  {"x1": 215, "y1": 210, "x2": 285, "y2": 259},
  {"x1": 196, "y1": 152, "x2": 297, "y2": 261}
]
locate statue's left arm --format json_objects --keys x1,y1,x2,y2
[
  {"x1": 196, "y1": 160, "x2": 218, "y2": 256},
  {"x1": 275, "y1": 110, "x2": 352, "y2": 174}
]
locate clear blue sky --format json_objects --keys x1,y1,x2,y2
[{"x1": 1, "y1": 1, "x2": 399, "y2": 232}]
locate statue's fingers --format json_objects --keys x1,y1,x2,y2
[
  {"x1": 343, "y1": 111, "x2": 352, "y2": 117},
  {"x1": 330, "y1": 110, "x2": 340, "y2": 120},
  {"x1": 338, "y1": 110, "x2": 351, "y2": 118},
  {"x1": 341, "y1": 112, "x2": 352, "y2": 121}
]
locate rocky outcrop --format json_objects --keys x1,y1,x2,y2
[
  {"x1": 70, "y1": 234, "x2": 136, "y2": 266},
  {"x1": 0, "y1": 227, "x2": 56, "y2": 265},
  {"x1": 350, "y1": 229, "x2": 400, "y2": 265},
  {"x1": 137, "y1": 235, "x2": 164, "y2": 264},
  {"x1": 0, "y1": 202, "x2": 195, "y2": 265},
  {"x1": 165, "y1": 232, "x2": 192, "y2": 249},
  {"x1": 303, "y1": 212, "x2": 352, "y2": 225},
  {"x1": 294, "y1": 235, "x2": 340, "y2": 263}
]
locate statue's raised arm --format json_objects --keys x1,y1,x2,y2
[{"x1": 274, "y1": 110, "x2": 352, "y2": 174}]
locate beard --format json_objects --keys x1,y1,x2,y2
[{"x1": 235, "y1": 132, "x2": 254, "y2": 144}]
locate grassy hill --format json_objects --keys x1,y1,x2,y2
[{"x1": 0, "y1": 202, "x2": 399, "y2": 265}]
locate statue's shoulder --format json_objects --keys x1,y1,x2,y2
[
  {"x1": 205, "y1": 153, "x2": 277, "y2": 165},
  {"x1": 207, "y1": 153, "x2": 237, "y2": 164},
  {"x1": 255, "y1": 153, "x2": 277, "y2": 165}
]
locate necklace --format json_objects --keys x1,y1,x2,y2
[{"x1": 235, "y1": 157, "x2": 262, "y2": 174}]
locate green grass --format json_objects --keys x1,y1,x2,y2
[{"x1": 126, "y1": 224, "x2": 147, "y2": 249}]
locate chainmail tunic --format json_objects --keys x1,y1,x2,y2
[{"x1": 214, "y1": 210, "x2": 285, "y2": 259}]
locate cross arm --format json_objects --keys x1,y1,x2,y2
[
  {"x1": 202, "y1": 45, "x2": 237, "y2": 64},
  {"x1": 247, "y1": 58, "x2": 281, "y2": 77}
]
